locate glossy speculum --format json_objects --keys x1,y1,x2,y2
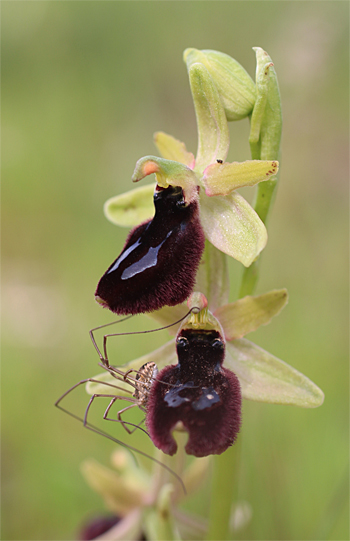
[
  {"x1": 95, "y1": 185, "x2": 205, "y2": 315},
  {"x1": 146, "y1": 329, "x2": 242, "y2": 457}
]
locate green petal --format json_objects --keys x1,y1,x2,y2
[
  {"x1": 154, "y1": 131, "x2": 195, "y2": 167},
  {"x1": 225, "y1": 339, "x2": 324, "y2": 407},
  {"x1": 86, "y1": 340, "x2": 177, "y2": 396},
  {"x1": 194, "y1": 240, "x2": 229, "y2": 311},
  {"x1": 215, "y1": 289, "x2": 288, "y2": 340},
  {"x1": 184, "y1": 48, "x2": 256, "y2": 121},
  {"x1": 202, "y1": 160, "x2": 279, "y2": 196},
  {"x1": 199, "y1": 191, "x2": 268, "y2": 267},
  {"x1": 104, "y1": 183, "x2": 155, "y2": 227},
  {"x1": 187, "y1": 63, "x2": 229, "y2": 174},
  {"x1": 132, "y1": 155, "x2": 198, "y2": 204}
]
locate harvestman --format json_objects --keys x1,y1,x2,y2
[{"x1": 55, "y1": 311, "x2": 196, "y2": 491}]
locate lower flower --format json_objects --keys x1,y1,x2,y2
[{"x1": 146, "y1": 327, "x2": 242, "y2": 457}]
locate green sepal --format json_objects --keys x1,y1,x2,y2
[
  {"x1": 154, "y1": 131, "x2": 195, "y2": 167},
  {"x1": 215, "y1": 289, "x2": 288, "y2": 340},
  {"x1": 104, "y1": 183, "x2": 155, "y2": 227},
  {"x1": 187, "y1": 63, "x2": 229, "y2": 174},
  {"x1": 225, "y1": 338, "x2": 324, "y2": 407},
  {"x1": 184, "y1": 48, "x2": 256, "y2": 121},
  {"x1": 85, "y1": 340, "x2": 177, "y2": 396},
  {"x1": 199, "y1": 190, "x2": 268, "y2": 267},
  {"x1": 202, "y1": 159, "x2": 279, "y2": 196},
  {"x1": 132, "y1": 155, "x2": 198, "y2": 204}
]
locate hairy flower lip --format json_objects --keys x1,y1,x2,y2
[
  {"x1": 95, "y1": 185, "x2": 205, "y2": 315},
  {"x1": 146, "y1": 328, "x2": 242, "y2": 457}
]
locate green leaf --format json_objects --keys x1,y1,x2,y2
[
  {"x1": 184, "y1": 48, "x2": 256, "y2": 121},
  {"x1": 104, "y1": 183, "x2": 155, "y2": 227},
  {"x1": 86, "y1": 340, "x2": 177, "y2": 396},
  {"x1": 225, "y1": 338, "x2": 324, "y2": 407},
  {"x1": 215, "y1": 289, "x2": 288, "y2": 340},
  {"x1": 154, "y1": 131, "x2": 195, "y2": 167},
  {"x1": 199, "y1": 191, "x2": 267, "y2": 267},
  {"x1": 187, "y1": 63, "x2": 229, "y2": 174},
  {"x1": 202, "y1": 159, "x2": 279, "y2": 196}
]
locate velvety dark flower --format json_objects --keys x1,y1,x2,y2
[
  {"x1": 95, "y1": 184, "x2": 205, "y2": 315},
  {"x1": 146, "y1": 327, "x2": 241, "y2": 457},
  {"x1": 97, "y1": 50, "x2": 281, "y2": 316},
  {"x1": 87, "y1": 290, "x2": 324, "y2": 460}
]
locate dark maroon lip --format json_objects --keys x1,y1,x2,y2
[
  {"x1": 95, "y1": 185, "x2": 205, "y2": 315},
  {"x1": 146, "y1": 329, "x2": 242, "y2": 458}
]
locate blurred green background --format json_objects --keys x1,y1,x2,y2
[{"x1": 2, "y1": 1, "x2": 349, "y2": 540}]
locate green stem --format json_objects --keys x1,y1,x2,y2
[
  {"x1": 239, "y1": 259, "x2": 259, "y2": 298},
  {"x1": 239, "y1": 177, "x2": 278, "y2": 298},
  {"x1": 206, "y1": 437, "x2": 242, "y2": 540}
]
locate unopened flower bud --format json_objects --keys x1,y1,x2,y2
[
  {"x1": 249, "y1": 47, "x2": 282, "y2": 161},
  {"x1": 184, "y1": 48, "x2": 256, "y2": 121}
]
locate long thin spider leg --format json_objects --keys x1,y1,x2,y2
[
  {"x1": 83, "y1": 422, "x2": 186, "y2": 495},
  {"x1": 104, "y1": 401, "x2": 142, "y2": 435},
  {"x1": 102, "y1": 309, "x2": 194, "y2": 363},
  {"x1": 55, "y1": 378, "x2": 133, "y2": 409},
  {"x1": 55, "y1": 382, "x2": 186, "y2": 493},
  {"x1": 123, "y1": 415, "x2": 147, "y2": 436},
  {"x1": 98, "y1": 363, "x2": 137, "y2": 388},
  {"x1": 55, "y1": 401, "x2": 142, "y2": 472},
  {"x1": 56, "y1": 391, "x2": 148, "y2": 438},
  {"x1": 83, "y1": 394, "x2": 149, "y2": 436},
  {"x1": 89, "y1": 315, "x2": 133, "y2": 366}
]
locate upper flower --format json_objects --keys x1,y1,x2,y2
[{"x1": 103, "y1": 48, "x2": 280, "y2": 270}]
